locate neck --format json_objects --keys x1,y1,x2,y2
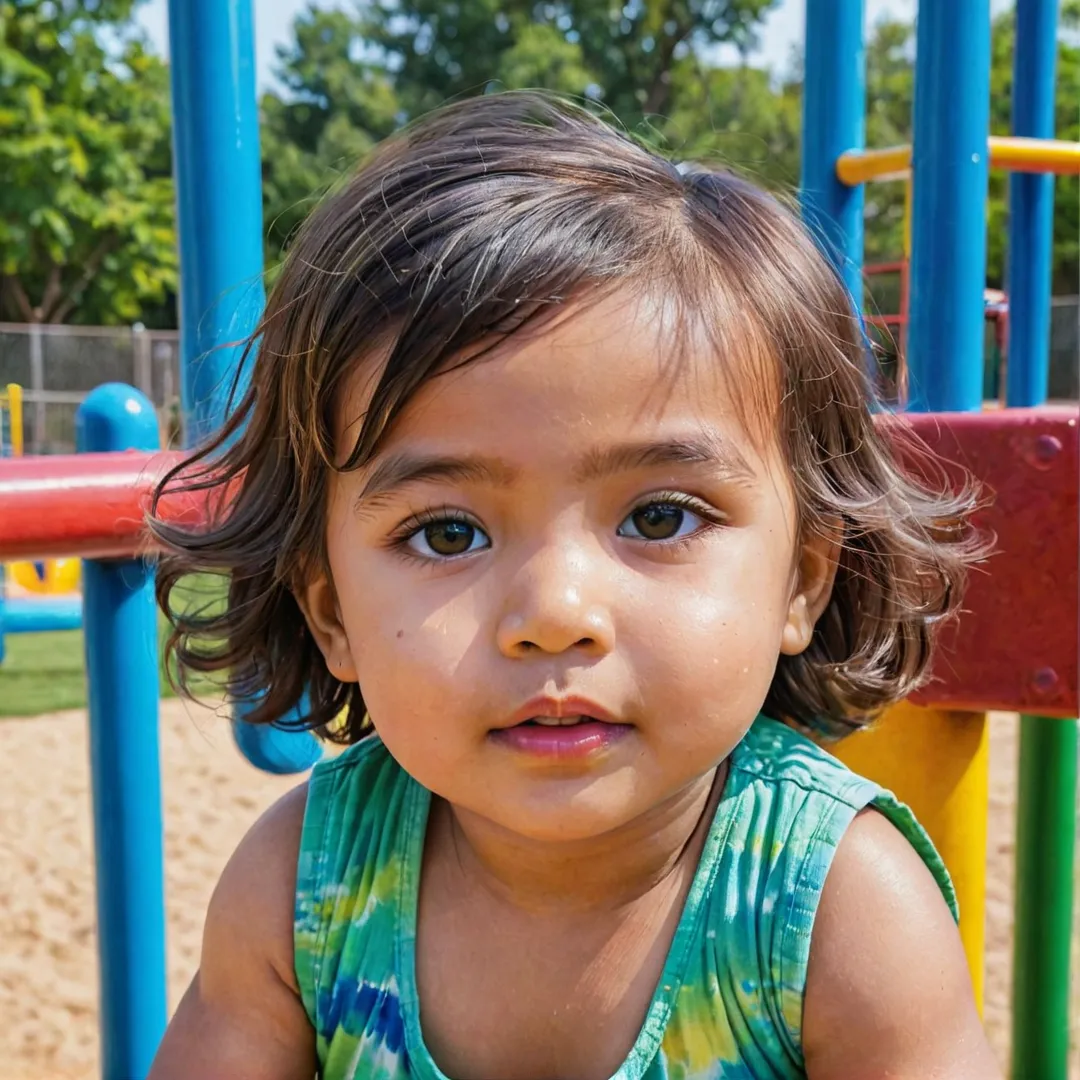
[{"x1": 434, "y1": 765, "x2": 724, "y2": 915}]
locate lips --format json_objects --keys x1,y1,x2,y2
[{"x1": 489, "y1": 696, "x2": 631, "y2": 759}]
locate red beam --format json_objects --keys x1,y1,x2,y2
[
  {"x1": 865, "y1": 260, "x2": 907, "y2": 275},
  {"x1": 0, "y1": 450, "x2": 199, "y2": 560},
  {"x1": 899, "y1": 407, "x2": 1078, "y2": 718},
  {"x1": 0, "y1": 408, "x2": 1076, "y2": 716}
]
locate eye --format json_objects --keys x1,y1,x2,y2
[
  {"x1": 618, "y1": 501, "x2": 708, "y2": 542},
  {"x1": 405, "y1": 518, "x2": 490, "y2": 558}
]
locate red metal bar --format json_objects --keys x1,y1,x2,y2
[
  {"x1": 0, "y1": 407, "x2": 1075, "y2": 715},
  {"x1": 864, "y1": 260, "x2": 908, "y2": 275},
  {"x1": 0, "y1": 450, "x2": 199, "y2": 560}
]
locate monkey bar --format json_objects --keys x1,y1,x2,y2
[{"x1": 837, "y1": 134, "x2": 1080, "y2": 185}]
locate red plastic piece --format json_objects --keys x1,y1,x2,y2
[{"x1": 0, "y1": 406, "x2": 1076, "y2": 715}]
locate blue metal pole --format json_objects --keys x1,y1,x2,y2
[
  {"x1": 167, "y1": 0, "x2": 265, "y2": 441},
  {"x1": 907, "y1": 0, "x2": 991, "y2": 413},
  {"x1": 77, "y1": 384, "x2": 167, "y2": 1080},
  {"x1": 2, "y1": 597, "x2": 83, "y2": 633},
  {"x1": 167, "y1": 0, "x2": 320, "y2": 775},
  {"x1": 1006, "y1": 0, "x2": 1057, "y2": 408},
  {"x1": 799, "y1": 0, "x2": 866, "y2": 310}
]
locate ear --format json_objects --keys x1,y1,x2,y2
[
  {"x1": 296, "y1": 573, "x2": 359, "y2": 682},
  {"x1": 780, "y1": 524, "x2": 841, "y2": 656}
]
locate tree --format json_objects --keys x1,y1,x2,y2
[
  {"x1": 260, "y1": 0, "x2": 782, "y2": 259},
  {"x1": 0, "y1": 0, "x2": 176, "y2": 325},
  {"x1": 263, "y1": 3, "x2": 1078, "y2": 298}
]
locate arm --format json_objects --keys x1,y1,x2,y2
[
  {"x1": 148, "y1": 784, "x2": 317, "y2": 1080},
  {"x1": 803, "y1": 809, "x2": 1002, "y2": 1080}
]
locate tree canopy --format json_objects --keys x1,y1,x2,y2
[
  {"x1": 0, "y1": 0, "x2": 177, "y2": 325},
  {"x1": 2, "y1": 0, "x2": 1077, "y2": 326}
]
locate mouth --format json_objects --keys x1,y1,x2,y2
[
  {"x1": 500, "y1": 696, "x2": 622, "y2": 729},
  {"x1": 490, "y1": 698, "x2": 632, "y2": 759},
  {"x1": 518, "y1": 714, "x2": 602, "y2": 728}
]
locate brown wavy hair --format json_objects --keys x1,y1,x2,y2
[{"x1": 150, "y1": 91, "x2": 986, "y2": 744}]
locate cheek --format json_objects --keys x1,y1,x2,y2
[
  {"x1": 327, "y1": 533, "x2": 488, "y2": 723},
  {"x1": 627, "y1": 537, "x2": 794, "y2": 714}
]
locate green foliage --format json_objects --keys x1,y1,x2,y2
[
  {"x1": 260, "y1": 0, "x2": 781, "y2": 257},
  {"x1": 261, "y1": 2, "x2": 1080, "y2": 298},
  {"x1": 0, "y1": 0, "x2": 177, "y2": 325},
  {"x1": 2, "y1": 0, "x2": 1077, "y2": 327}
]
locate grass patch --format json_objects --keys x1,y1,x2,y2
[
  {"x1": 0, "y1": 574, "x2": 225, "y2": 718},
  {"x1": 0, "y1": 616, "x2": 197, "y2": 718}
]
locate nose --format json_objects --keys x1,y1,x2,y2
[{"x1": 495, "y1": 540, "x2": 616, "y2": 659}]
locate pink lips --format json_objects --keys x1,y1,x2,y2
[{"x1": 489, "y1": 696, "x2": 631, "y2": 760}]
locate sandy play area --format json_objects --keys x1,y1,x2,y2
[{"x1": 0, "y1": 704, "x2": 1076, "y2": 1079}]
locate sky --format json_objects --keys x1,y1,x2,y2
[{"x1": 134, "y1": 0, "x2": 1008, "y2": 94}]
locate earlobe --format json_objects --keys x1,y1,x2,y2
[
  {"x1": 780, "y1": 528, "x2": 841, "y2": 657},
  {"x1": 780, "y1": 594, "x2": 814, "y2": 655},
  {"x1": 297, "y1": 574, "x2": 359, "y2": 681}
]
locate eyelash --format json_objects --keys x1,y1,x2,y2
[{"x1": 386, "y1": 491, "x2": 728, "y2": 560}]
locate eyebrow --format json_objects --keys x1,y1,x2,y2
[
  {"x1": 355, "y1": 453, "x2": 518, "y2": 508},
  {"x1": 575, "y1": 435, "x2": 756, "y2": 484},
  {"x1": 353, "y1": 434, "x2": 755, "y2": 511}
]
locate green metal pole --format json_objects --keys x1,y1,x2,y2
[{"x1": 1011, "y1": 714, "x2": 1078, "y2": 1079}]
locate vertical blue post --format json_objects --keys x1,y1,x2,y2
[
  {"x1": 167, "y1": 0, "x2": 265, "y2": 440},
  {"x1": 77, "y1": 384, "x2": 167, "y2": 1080},
  {"x1": 167, "y1": 0, "x2": 320, "y2": 774},
  {"x1": 907, "y1": 0, "x2": 991, "y2": 413},
  {"x1": 800, "y1": 0, "x2": 866, "y2": 309},
  {"x1": 1006, "y1": 4, "x2": 1076, "y2": 1078},
  {"x1": 1006, "y1": 0, "x2": 1057, "y2": 408}
]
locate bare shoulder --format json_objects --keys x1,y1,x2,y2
[
  {"x1": 148, "y1": 782, "x2": 316, "y2": 1080},
  {"x1": 205, "y1": 781, "x2": 310, "y2": 988},
  {"x1": 802, "y1": 808, "x2": 1001, "y2": 1080}
]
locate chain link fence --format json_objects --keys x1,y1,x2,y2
[
  {"x1": 0, "y1": 300, "x2": 1076, "y2": 455},
  {"x1": 0, "y1": 323, "x2": 181, "y2": 454},
  {"x1": 1049, "y1": 296, "x2": 1079, "y2": 401}
]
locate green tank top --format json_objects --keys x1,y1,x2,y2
[{"x1": 294, "y1": 715, "x2": 956, "y2": 1079}]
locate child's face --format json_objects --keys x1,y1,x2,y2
[{"x1": 304, "y1": 289, "x2": 836, "y2": 843}]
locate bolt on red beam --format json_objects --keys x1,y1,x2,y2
[{"x1": 0, "y1": 451, "x2": 208, "y2": 560}]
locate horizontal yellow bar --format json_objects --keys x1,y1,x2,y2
[
  {"x1": 837, "y1": 135, "x2": 1080, "y2": 185},
  {"x1": 837, "y1": 145, "x2": 911, "y2": 184},
  {"x1": 989, "y1": 135, "x2": 1080, "y2": 174}
]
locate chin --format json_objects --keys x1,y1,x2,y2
[{"x1": 474, "y1": 781, "x2": 649, "y2": 845}]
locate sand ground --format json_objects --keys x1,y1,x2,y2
[{"x1": 0, "y1": 703, "x2": 1076, "y2": 1079}]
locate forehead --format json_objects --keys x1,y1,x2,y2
[{"x1": 336, "y1": 288, "x2": 781, "y2": 469}]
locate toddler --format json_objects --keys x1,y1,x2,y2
[{"x1": 148, "y1": 92, "x2": 997, "y2": 1080}]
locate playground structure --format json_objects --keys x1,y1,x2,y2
[
  {"x1": 0, "y1": 2, "x2": 1075, "y2": 1079},
  {"x1": 853, "y1": 136, "x2": 1079, "y2": 402},
  {"x1": 0, "y1": 383, "x2": 82, "y2": 662}
]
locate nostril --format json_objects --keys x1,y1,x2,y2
[{"x1": 575, "y1": 637, "x2": 595, "y2": 648}]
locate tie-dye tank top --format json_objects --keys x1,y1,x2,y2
[{"x1": 294, "y1": 715, "x2": 955, "y2": 1079}]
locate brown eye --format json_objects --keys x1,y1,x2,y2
[
  {"x1": 407, "y1": 519, "x2": 488, "y2": 558},
  {"x1": 631, "y1": 504, "x2": 684, "y2": 539},
  {"x1": 618, "y1": 501, "x2": 707, "y2": 542}
]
